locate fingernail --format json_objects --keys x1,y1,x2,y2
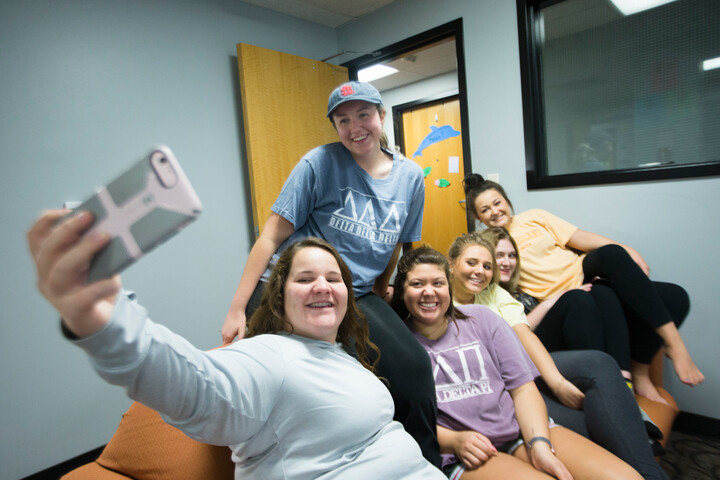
[{"x1": 89, "y1": 231, "x2": 110, "y2": 244}]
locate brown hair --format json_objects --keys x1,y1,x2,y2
[
  {"x1": 447, "y1": 232, "x2": 500, "y2": 287},
  {"x1": 247, "y1": 237, "x2": 379, "y2": 372},
  {"x1": 462, "y1": 173, "x2": 514, "y2": 219},
  {"x1": 391, "y1": 246, "x2": 467, "y2": 321},
  {"x1": 480, "y1": 227, "x2": 521, "y2": 294}
]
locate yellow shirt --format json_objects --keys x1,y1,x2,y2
[
  {"x1": 453, "y1": 283, "x2": 530, "y2": 328},
  {"x1": 507, "y1": 209, "x2": 585, "y2": 301}
]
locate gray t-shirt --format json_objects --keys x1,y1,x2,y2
[
  {"x1": 267, "y1": 142, "x2": 425, "y2": 295},
  {"x1": 71, "y1": 292, "x2": 445, "y2": 479}
]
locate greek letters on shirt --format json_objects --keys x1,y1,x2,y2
[
  {"x1": 432, "y1": 341, "x2": 493, "y2": 403},
  {"x1": 328, "y1": 187, "x2": 403, "y2": 245}
]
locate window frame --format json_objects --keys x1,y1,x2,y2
[{"x1": 516, "y1": 0, "x2": 720, "y2": 189}]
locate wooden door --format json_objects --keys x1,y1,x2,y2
[
  {"x1": 401, "y1": 97, "x2": 466, "y2": 255},
  {"x1": 236, "y1": 44, "x2": 348, "y2": 236}
]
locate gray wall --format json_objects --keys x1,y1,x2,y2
[
  {"x1": 2, "y1": 0, "x2": 718, "y2": 478},
  {"x1": 0, "y1": 0, "x2": 339, "y2": 478},
  {"x1": 338, "y1": 0, "x2": 719, "y2": 419}
]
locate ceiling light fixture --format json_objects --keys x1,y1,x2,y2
[
  {"x1": 358, "y1": 64, "x2": 398, "y2": 82},
  {"x1": 609, "y1": 0, "x2": 676, "y2": 16},
  {"x1": 702, "y1": 56, "x2": 720, "y2": 71}
]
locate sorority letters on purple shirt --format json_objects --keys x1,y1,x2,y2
[{"x1": 411, "y1": 304, "x2": 538, "y2": 466}]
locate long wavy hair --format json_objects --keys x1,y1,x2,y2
[
  {"x1": 480, "y1": 227, "x2": 522, "y2": 294},
  {"x1": 247, "y1": 237, "x2": 379, "y2": 373},
  {"x1": 391, "y1": 246, "x2": 467, "y2": 322}
]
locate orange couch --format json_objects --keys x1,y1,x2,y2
[
  {"x1": 634, "y1": 350, "x2": 679, "y2": 451},
  {"x1": 61, "y1": 402, "x2": 234, "y2": 479}
]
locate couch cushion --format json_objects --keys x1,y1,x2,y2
[{"x1": 95, "y1": 402, "x2": 234, "y2": 480}]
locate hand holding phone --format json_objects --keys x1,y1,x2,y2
[{"x1": 69, "y1": 146, "x2": 202, "y2": 283}]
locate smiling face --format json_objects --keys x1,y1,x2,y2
[
  {"x1": 494, "y1": 238, "x2": 518, "y2": 285},
  {"x1": 450, "y1": 244, "x2": 495, "y2": 304},
  {"x1": 403, "y1": 263, "x2": 451, "y2": 339},
  {"x1": 331, "y1": 100, "x2": 385, "y2": 160},
  {"x1": 474, "y1": 188, "x2": 513, "y2": 228},
  {"x1": 283, "y1": 246, "x2": 348, "y2": 343}
]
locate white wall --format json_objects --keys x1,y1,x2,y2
[
  {"x1": 0, "y1": 0, "x2": 339, "y2": 478},
  {"x1": 338, "y1": 0, "x2": 720, "y2": 419}
]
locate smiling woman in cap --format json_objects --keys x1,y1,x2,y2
[{"x1": 223, "y1": 81, "x2": 441, "y2": 466}]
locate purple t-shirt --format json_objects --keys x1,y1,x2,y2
[{"x1": 411, "y1": 304, "x2": 538, "y2": 467}]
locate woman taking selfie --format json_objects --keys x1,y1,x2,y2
[
  {"x1": 463, "y1": 173, "x2": 703, "y2": 405},
  {"x1": 27, "y1": 215, "x2": 445, "y2": 479}
]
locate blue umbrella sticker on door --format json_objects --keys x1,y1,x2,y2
[{"x1": 413, "y1": 125, "x2": 461, "y2": 157}]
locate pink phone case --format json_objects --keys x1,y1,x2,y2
[{"x1": 73, "y1": 146, "x2": 202, "y2": 282}]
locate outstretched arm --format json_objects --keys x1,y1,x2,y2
[
  {"x1": 512, "y1": 324, "x2": 584, "y2": 409},
  {"x1": 567, "y1": 229, "x2": 649, "y2": 275},
  {"x1": 222, "y1": 213, "x2": 294, "y2": 343}
]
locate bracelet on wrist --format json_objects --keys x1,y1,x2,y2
[{"x1": 526, "y1": 436, "x2": 555, "y2": 453}]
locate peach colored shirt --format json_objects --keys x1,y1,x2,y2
[{"x1": 507, "y1": 209, "x2": 584, "y2": 301}]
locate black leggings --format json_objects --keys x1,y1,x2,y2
[
  {"x1": 246, "y1": 283, "x2": 442, "y2": 468},
  {"x1": 535, "y1": 244, "x2": 689, "y2": 367}
]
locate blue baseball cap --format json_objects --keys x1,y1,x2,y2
[{"x1": 327, "y1": 81, "x2": 383, "y2": 117}]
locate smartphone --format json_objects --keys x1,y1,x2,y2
[{"x1": 69, "y1": 146, "x2": 202, "y2": 283}]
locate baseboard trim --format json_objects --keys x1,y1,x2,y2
[
  {"x1": 21, "y1": 445, "x2": 105, "y2": 479},
  {"x1": 674, "y1": 411, "x2": 720, "y2": 440}
]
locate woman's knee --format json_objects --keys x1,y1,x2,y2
[
  {"x1": 559, "y1": 289, "x2": 596, "y2": 313},
  {"x1": 554, "y1": 350, "x2": 621, "y2": 384},
  {"x1": 576, "y1": 350, "x2": 621, "y2": 375},
  {"x1": 654, "y1": 281, "x2": 690, "y2": 325},
  {"x1": 584, "y1": 243, "x2": 632, "y2": 274}
]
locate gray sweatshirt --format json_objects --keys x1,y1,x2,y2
[{"x1": 70, "y1": 291, "x2": 445, "y2": 479}]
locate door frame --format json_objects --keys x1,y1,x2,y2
[
  {"x1": 341, "y1": 19, "x2": 472, "y2": 177},
  {"x1": 393, "y1": 92, "x2": 475, "y2": 233}
]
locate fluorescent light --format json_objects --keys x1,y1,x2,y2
[
  {"x1": 703, "y1": 56, "x2": 720, "y2": 71},
  {"x1": 610, "y1": 0, "x2": 676, "y2": 16},
  {"x1": 357, "y1": 64, "x2": 398, "y2": 82}
]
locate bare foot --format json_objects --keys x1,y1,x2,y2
[
  {"x1": 633, "y1": 372, "x2": 669, "y2": 406},
  {"x1": 665, "y1": 342, "x2": 705, "y2": 387}
]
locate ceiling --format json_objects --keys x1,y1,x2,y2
[
  {"x1": 368, "y1": 37, "x2": 457, "y2": 91},
  {"x1": 240, "y1": 0, "x2": 399, "y2": 28},
  {"x1": 239, "y1": 0, "x2": 458, "y2": 92}
]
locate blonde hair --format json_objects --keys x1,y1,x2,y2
[{"x1": 447, "y1": 232, "x2": 500, "y2": 286}]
